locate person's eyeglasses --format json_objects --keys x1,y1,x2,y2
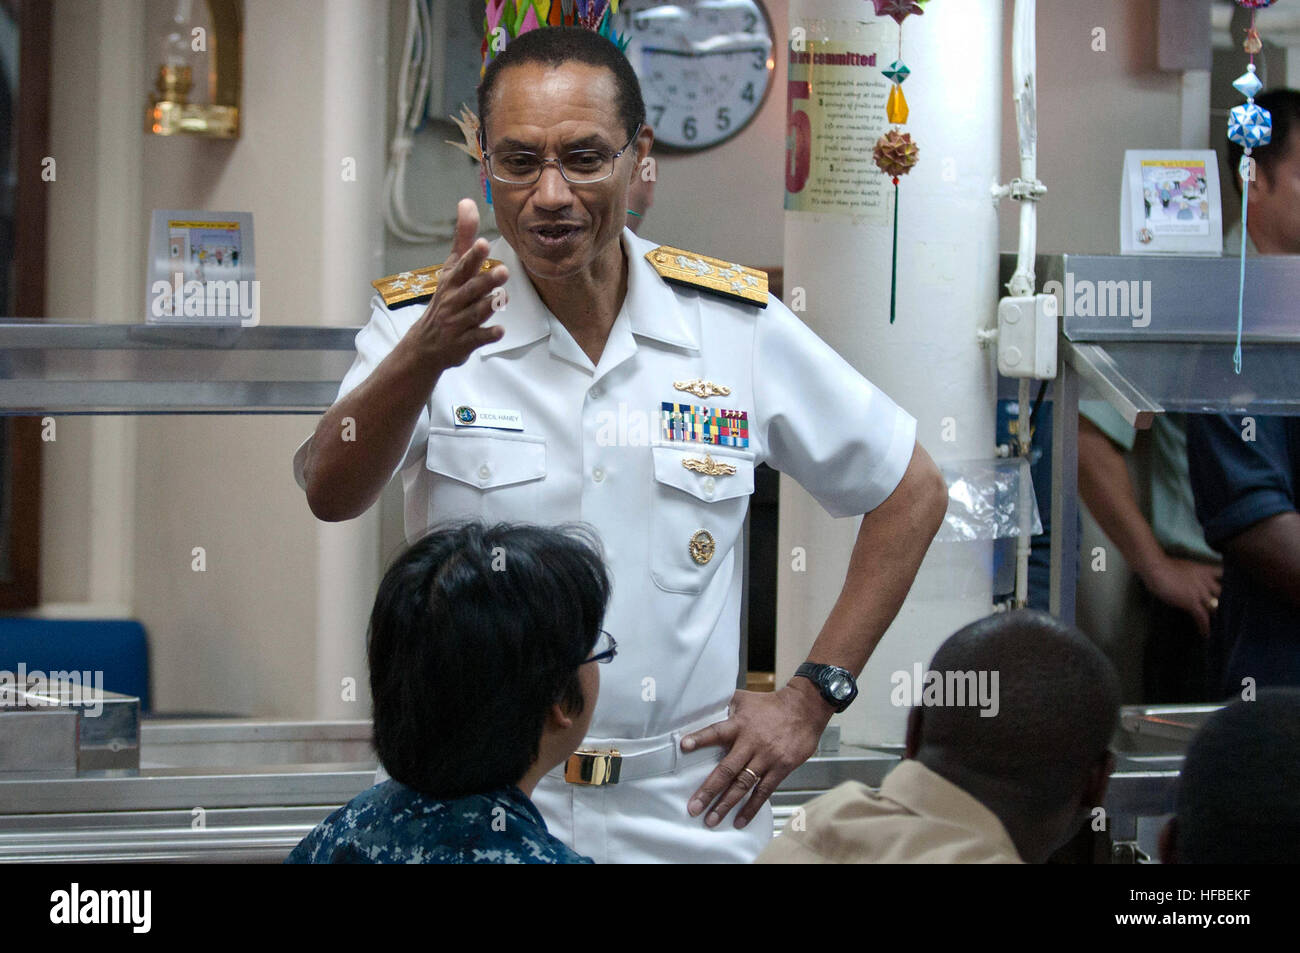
[
  {"x1": 482, "y1": 123, "x2": 642, "y2": 186},
  {"x1": 585, "y1": 629, "x2": 617, "y2": 665}
]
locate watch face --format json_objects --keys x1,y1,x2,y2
[
  {"x1": 614, "y1": 0, "x2": 776, "y2": 151},
  {"x1": 827, "y1": 675, "x2": 852, "y2": 700}
]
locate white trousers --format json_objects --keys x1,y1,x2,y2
[
  {"x1": 374, "y1": 709, "x2": 775, "y2": 863},
  {"x1": 530, "y1": 709, "x2": 774, "y2": 864}
]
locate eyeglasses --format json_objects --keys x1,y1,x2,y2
[
  {"x1": 585, "y1": 630, "x2": 618, "y2": 665},
  {"x1": 482, "y1": 123, "x2": 642, "y2": 186}
]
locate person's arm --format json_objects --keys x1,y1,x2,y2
[
  {"x1": 303, "y1": 200, "x2": 508, "y2": 522},
  {"x1": 1078, "y1": 416, "x2": 1221, "y2": 636},
  {"x1": 683, "y1": 440, "x2": 947, "y2": 830},
  {"x1": 1220, "y1": 511, "x2": 1300, "y2": 610},
  {"x1": 795, "y1": 441, "x2": 948, "y2": 678}
]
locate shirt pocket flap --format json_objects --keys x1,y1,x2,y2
[
  {"x1": 651, "y1": 445, "x2": 754, "y2": 503},
  {"x1": 426, "y1": 428, "x2": 546, "y2": 489}
]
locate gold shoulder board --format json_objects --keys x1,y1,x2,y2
[
  {"x1": 372, "y1": 258, "x2": 504, "y2": 309},
  {"x1": 645, "y1": 246, "x2": 768, "y2": 308}
]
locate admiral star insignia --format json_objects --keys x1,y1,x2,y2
[
  {"x1": 372, "y1": 258, "x2": 505, "y2": 309},
  {"x1": 646, "y1": 245, "x2": 768, "y2": 307}
]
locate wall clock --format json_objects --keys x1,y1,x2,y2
[{"x1": 613, "y1": 1, "x2": 776, "y2": 151}]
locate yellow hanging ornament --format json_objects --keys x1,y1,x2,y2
[{"x1": 886, "y1": 84, "x2": 909, "y2": 124}]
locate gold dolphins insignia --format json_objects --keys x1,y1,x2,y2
[
  {"x1": 682, "y1": 454, "x2": 737, "y2": 477},
  {"x1": 674, "y1": 378, "x2": 732, "y2": 399}
]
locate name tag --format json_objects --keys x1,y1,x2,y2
[{"x1": 452, "y1": 405, "x2": 524, "y2": 431}]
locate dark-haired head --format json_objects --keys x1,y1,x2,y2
[
  {"x1": 368, "y1": 521, "x2": 610, "y2": 797},
  {"x1": 478, "y1": 25, "x2": 645, "y2": 146},
  {"x1": 1162, "y1": 688, "x2": 1300, "y2": 864}
]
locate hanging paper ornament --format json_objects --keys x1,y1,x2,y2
[
  {"x1": 886, "y1": 84, "x2": 909, "y2": 123},
  {"x1": 882, "y1": 60, "x2": 910, "y2": 84},
  {"x1": 869, "y1": 2, "x2": 925, "y2": 323},
  {"x1": 1226, "y1": 1, "x2": 1278, "y2": 375},
  {"x1": 483, "y1": 0, "x2": 629, "y2": 76},
  {"x1": 871, "y1": 0, "x2": 925, "y2": 24},
  {"x1": 873, "y1": 129, "x2": 919, "y2": 177},
  {"x1": 1232, "y1": 67, "x2": 1264, "y2": 99},
  {"x1": 1229, "y1": 100, "x2": 1273, "y2": 148}
]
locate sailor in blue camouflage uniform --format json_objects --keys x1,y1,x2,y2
[
  {"x1": 286, "y1": 780, "x2": 590, "y2": 864},
  {"x1": 285, "y1": 522, "x2": 613, "y2": 865}
]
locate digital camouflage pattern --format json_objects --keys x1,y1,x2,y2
[{"x1": 286, "y1": 779, "x2": 593, "y2": 864}]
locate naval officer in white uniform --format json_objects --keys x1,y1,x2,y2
[{"x1": 296, "y1": 26, "x2": 948, "y2": 863}]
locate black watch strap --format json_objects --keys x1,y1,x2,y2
[{"x1": 794, "y1": 662, "x2": 858, "y2": 713}]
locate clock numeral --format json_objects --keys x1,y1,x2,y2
[
  {"x1": 682, "y1": 115, "x2": 698, "y2": 141},
  {"x1": 752, "y1": 50, "x2": 766, "y2": 70},
  {"x1": 741, "y1": 82, "x2": 755, "y2": 104},
  {"x1": 651, "y1": 105, "x2": 665, "y2": 127},
  {"x1": 716, "y1": 106, "x2": 731, "y2": 132},
  {"x1": 743, "y1": 11, "x2": 757, "y2": 32}
]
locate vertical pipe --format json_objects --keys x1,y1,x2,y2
[
  {"x1": 778, "y1": 0, "x2": 1002, "y2": 745},
  {"x1": 1050, "y1": 354, "x2": 1079, "y2": 625}
]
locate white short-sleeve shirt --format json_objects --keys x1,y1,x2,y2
[{"x1": 296, "y1": 227, "x2": 916, "y2": 739}]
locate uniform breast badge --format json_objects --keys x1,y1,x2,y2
[
  {"x1": 674, "y1": 378, "x2": 731, "y2": 399},
  {"x1": 682, "y1": 454, "x2": 737, "y2": 477},
  {"x1": 689, "y1": 530, "x2": 716, "y2": 565}
]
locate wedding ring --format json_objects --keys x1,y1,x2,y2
[{"x1": 739, "y1": 767, "x2": 761, "y2": 788}]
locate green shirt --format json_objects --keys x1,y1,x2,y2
[
  {"x1": 1080, "y1": 401, "x2": 1220, "y2": 563},
  {"x1": 1074, "y1": 221, "x2": 1259, "y2": 562}
]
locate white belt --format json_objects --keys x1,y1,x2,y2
[{"x1": 547, "y1": 709, "x2": 728, "y2": 786}]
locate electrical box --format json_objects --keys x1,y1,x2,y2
[{"x1": 997, "y1": 294, "x2": 1058, "y2": 379}]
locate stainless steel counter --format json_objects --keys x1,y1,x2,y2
[{"x1": 0, "y1": 708, "x2": 1200, "y2": 863}]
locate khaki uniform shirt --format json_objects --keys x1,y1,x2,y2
[{"x1": 756, "y1": 760, "x2": 1024, "y2": 864}]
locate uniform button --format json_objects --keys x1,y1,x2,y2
[
  {"x1": 592, "y1": 466, "x2": 605, "y2": 483},
  {"x1": 703, "y1": 476, "x2": 716, "y2": 496},
  {"x1": 590, "y1": 385, "x2": 602, "y2": 400},
  {"x1": 478, "y1": 464, "x2": 492, "y2": 481}
]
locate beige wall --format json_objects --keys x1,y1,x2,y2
[
  {"x1": 33, "y1": 0, "x2": 1220, "y2": 716},
  {"x1": 1004, "y1": 1, "x2": 1185, "y2": 254},
  {"x1": 38, "y1": 0, "x2": 385, "y2": 718}
]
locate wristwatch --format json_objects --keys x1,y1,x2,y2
[{"x1": 794, "y1": 662, "x2": 858, "y2": 713}]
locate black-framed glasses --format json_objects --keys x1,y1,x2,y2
[
  {"x1": 482, "y1": 123, "x2": 642, "y2": 186},
  {"x1": 585, "y1": 629, "x2": 617, "y2": 665}
]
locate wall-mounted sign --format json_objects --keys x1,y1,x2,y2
[
  {"x1": 146, "y1": 210, "x2": 258, "y2": 325},
  {"x1": 1120, "y1": 151, "x2": 1222, "y2": 256}
]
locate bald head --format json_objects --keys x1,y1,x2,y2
[{"x1": 914, "y1": 609, "x2": 1120, "y2": 808}]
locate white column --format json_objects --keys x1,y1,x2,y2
[
  {"x1": 779, "y1": 0, "x2": 1002, "y2": 744},
  {"x1": 313, "y1": 0, "x2": 388, "y2": 720}
]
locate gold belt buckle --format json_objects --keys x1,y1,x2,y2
[{"x1": 564, "y1": 748, "x2": 622, "y2": 785}]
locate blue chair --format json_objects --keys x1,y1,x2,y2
[{"x1": 0, "y1": 618, "x2": 151, "y2": 713}]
